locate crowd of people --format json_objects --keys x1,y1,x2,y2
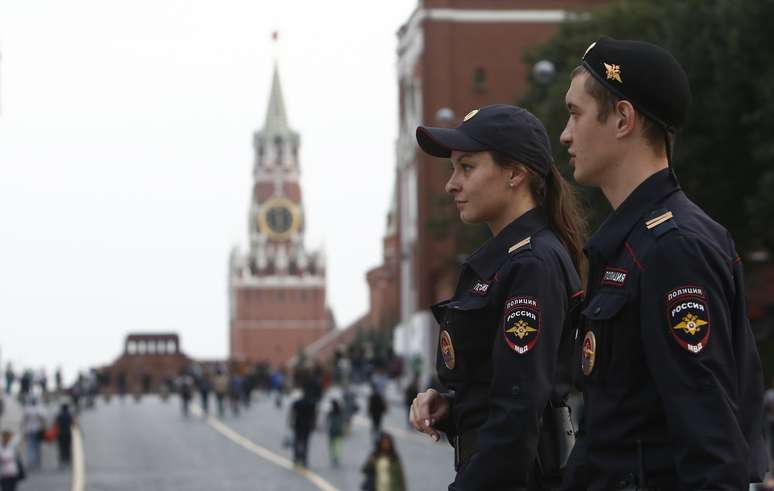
[{"x1": 0, "y1": 363, "x2": 80, "y2": 491}]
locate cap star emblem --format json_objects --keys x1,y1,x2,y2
[
  {"x1": 506, "y1": 320, "x2": 536, "y2": 339},
  {"x1": 603, "y1": 63, "x2": 622, "y2": 83},
  {"x1": 674, "y1": 313, "x2": 708, "y2": 336}
]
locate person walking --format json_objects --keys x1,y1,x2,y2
[
  {"x1": 326, "y1": 399, "x2": 345, "y2": 468},
  {"x1": 213, "y1": 369, "x2": 228, "y2": 417},
  {"x1": 0, "y1": 430, "x2": 23, "y2": 491},
  {"x1": 367, "y1": 385, "x2": 387, "y2": 439},
  {"x1": 361, "y1": 432, "x2": 406, "y2": 491},
  {"x1": 54, "y1": 403, "x2": 76, "y2": 468},
  {"x1": 557, "y1": 37, "x2": 768, "y2": 489},
  {"x1": 22, "y1": 396, "x2": 46, "y2": 469},
  {"x1": 409, "y1": 104, "x2": 585, "y2": 490},
  {"x1": 179, "y1": 374, "x2": 193, "y2": 418},
  {"x1": 289, "y1": 386, "x2": 317, "y2": 468}
]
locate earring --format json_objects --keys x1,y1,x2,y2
[{"x1": 508, "y1": 183, "x2": 514, "y2": 188}]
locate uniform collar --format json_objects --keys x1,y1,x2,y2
[
  {"x1": 466, "y1": 207, "x2": 548, "y2": 279},
  {"x1": 586, "y1": 168, "x2": 681, "y2": 259}
]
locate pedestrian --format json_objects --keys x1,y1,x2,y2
[
  {"x1": 410, "y1": 103, "x2": 585, "y2": 490},
  {"x1": 210, "y1": 369, "x2": 226, "y2": 417},
  {"x1": 3, "y1": 365, "x2": 13, "y2": 396},
  {"x1": 198, "y1": 370, "x2": 211, "y2": 415},
  {"x1": 228, "y1": 374, "x2": 242, "y2": 417},
  {"x1": 326, "y1": 399, "x2": 345, "y2": 467},
  {"x1": 557, "y1": 37, "x2": 768, "y2": 489},
  {"x1": 270, "y1": 369, "x2": 285, "y2": 409},
  {"x1": 0, "y1": 430, "x2": 23, "y2": 491},
  {"x1": 360, "y1": 432, "x2": 406, "y2": 491},
  {"x1": 54, "y1": 402, "x2": 76, "y2": 468},
  {"x1": 367, "y1": 384, "x2": 387, "y2": 439},
  {"x1": 341, "y1": 384, "x2": 359, "y2": 433},
  {"x1": 23, "y1": 396, "x2": 46, "y2": 469},
  {"x1": 289, "y1": 386, "x2": 317, "y2": 468},
  {"x1": 179, "y1": 374, "x2": 193, "y2": 418}
]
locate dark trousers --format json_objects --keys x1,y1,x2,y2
[
  {"x1": 58, "y1": 435, "x2": 72, "y2": 466},
  {"x1": 0, "y1": 477, "x2": 18, "y2": 491},
  {"x1": 293, "y1": 430, "x2": 311, "y2": 466}
]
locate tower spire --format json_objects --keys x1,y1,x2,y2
[
  {"x1": 263, "y1": 63, "x2": 289, "y2": 133},
  {"x1": 263, "y1": 32, "x2": 289, "y2": 133}
]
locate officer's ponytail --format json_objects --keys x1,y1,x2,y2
[
  {"x1": 537, "y1": 166, "x2": 587, "y2": 280},
  {"x1": 491, "y1": 151, "x2": 587, "y2": 280}
]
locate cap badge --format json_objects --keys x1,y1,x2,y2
[
  {"x1": 463, "y1": 109, "x2": 479, "y2": 122},
  {"x1": 603, "y1": 63, "x2": 622, "y2": 83},
  {"x1": 583, "y1": 41, "x2": 596, "y2": 59}
]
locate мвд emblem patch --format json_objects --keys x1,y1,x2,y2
[
  {"x1": 666, "y1": 286, "x2": 711, "y2": 354},
  {"x1": 502, "y1": 296, "x2": 540, "y2": 355}
]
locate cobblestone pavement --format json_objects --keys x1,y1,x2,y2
[{"x1": 64, "y1": 387, "x2": 454, "y2": 491}]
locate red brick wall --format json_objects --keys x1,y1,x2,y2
[
  {"x1": 231, "y1": 285, "x2": 328, "y2": 366},
  {"x1": 412, "y1": 0, "x2": 608, "y2": 309}
]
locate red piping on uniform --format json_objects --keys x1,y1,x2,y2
[
  {"x1": 624, "y1": 241, "x2": 645, "y2": 272},
  {"x1": 571, "y1": 290, "x2": 585, "y2": 300}
]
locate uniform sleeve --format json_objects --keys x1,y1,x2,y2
[
  {"x1": 639, "y1": 235, "x2": 748, "y2": 490},
  {"x1": 452, "y1": 256, "x2": 566, "y2": 491}
]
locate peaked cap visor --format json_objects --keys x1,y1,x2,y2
[{"x1": 416, "y1": 126, "x2": 489, "y2": 158}]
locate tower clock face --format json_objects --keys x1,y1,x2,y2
[{"x1": 257, "y1": 197, "x2": 301, "y2": 240}]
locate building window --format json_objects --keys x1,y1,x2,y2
[
  {"x1": 167, "y1": 341, "x2": 177, "y2": 354},
  {"x1": 127, "y1": 341, "x2": 137, "y2": 355},
  {"x1": 474, "y1": 67, "x2": 488, "y2": 93}
]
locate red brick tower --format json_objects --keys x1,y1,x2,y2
[{"x1": 228, "y1": 64, "x2": 329, "y2": 367}]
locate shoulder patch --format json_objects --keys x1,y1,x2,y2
[
  {"x1": 507, "y1": 236, "x2": 531, "y2": 254},
  {"x1": 502, "y1": 296, "x2": 540, "y2": 355},
  {"x1": 665, "y1": 286, "x2": 710, "y2": 354},
  {"x1": 645, "y1": 208, "x2": 678, "y2": 238}
]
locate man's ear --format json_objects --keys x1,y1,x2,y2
[{"x1": 615, "y1": 100, "x2": 637, "y2": 138}]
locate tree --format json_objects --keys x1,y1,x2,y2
[{"x1": 520, "y1": 0, "x2": 774, "y2": 251}]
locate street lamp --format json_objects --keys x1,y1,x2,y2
[{"x1": 532, "y1": 60, "x2": 556, "y2": 86}]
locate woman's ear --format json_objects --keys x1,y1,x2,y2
[{"x1": 507, "y1": 165, "x2": 528, "y2": 189}]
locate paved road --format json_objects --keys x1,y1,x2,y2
[{"x1": 72, "y1": 388, "x2": 454, "y2": 491}]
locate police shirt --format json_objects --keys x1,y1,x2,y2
[
  {"x1": 562, "y1": 169, "x2": 768, "y2": 490},
  {"x1": 432, "y1": 207, "x2": 582, "y2": 491}
]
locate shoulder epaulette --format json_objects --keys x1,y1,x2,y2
[
  {"x1": 507, "y1": 236, "x2": 531, "y2": 254},
  {"x1": 645, "y1": 208, "x2": 678, "y2": 238}
]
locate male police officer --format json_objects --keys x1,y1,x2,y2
[{"x1": 557, "y1": 37, "x2": 769, "y2": 490}]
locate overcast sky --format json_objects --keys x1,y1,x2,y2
[{"x1": 0, "y1": 0, "x2": 417, "y2": 382}]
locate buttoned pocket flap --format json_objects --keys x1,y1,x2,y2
[
  {"x1": 448, "y1": 295, "x2": 490, "y2": 312},
  {"x1": 582, "y1": 292, "x2": 628, "y2": 321}
]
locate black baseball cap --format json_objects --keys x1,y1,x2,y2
[
  {"x1": 581, "y1": 36, "x2": 691, "y2": 132},
  {"x1": 416, "y1": 104, "x2": 553, "y2": 177}
]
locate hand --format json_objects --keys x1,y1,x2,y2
[{"x1": 409, "y1": 388, "x2": 449, "y2": 441}]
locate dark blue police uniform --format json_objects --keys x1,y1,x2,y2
[
  {"x1": 432, "y1": 208, "x2": 583, "y2": 491},
  {"x1": 561, "y1": 169, "x2": 768, "y2": 490}
]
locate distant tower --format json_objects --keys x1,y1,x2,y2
[{"x1": 228, "y1": 57, "x2": 329, "y2": 367}]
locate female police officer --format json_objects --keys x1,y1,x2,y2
[{"x1": 409, "y1": 104, "x2": 586, "y2": 490}]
